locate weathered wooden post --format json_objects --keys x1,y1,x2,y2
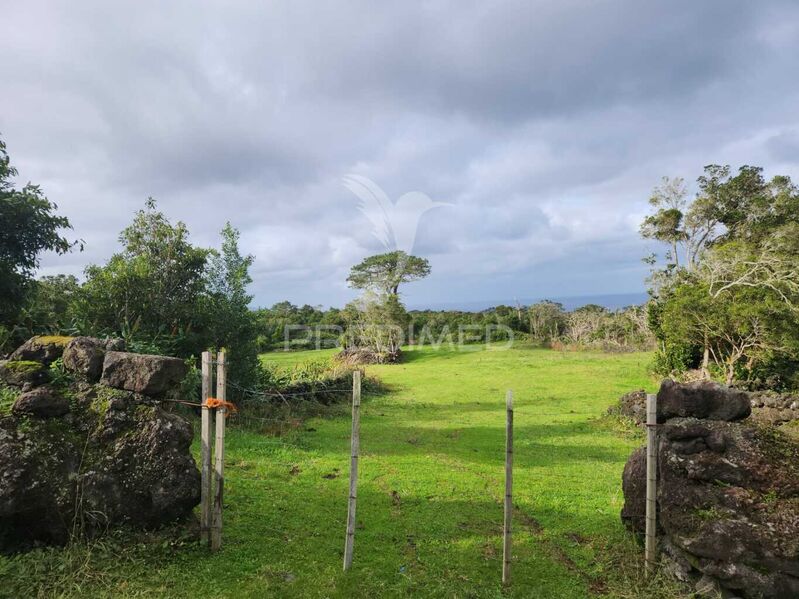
[
  {"x1": 645, "y1": 392, "x2": 658, "y2": 573},
  {"x1": 211, "y1": 351, "x2": 227, "y2": 552},
  {"x1": 200, "y1": 351, "x2": 214, "y2": 545},
  {"x1": 502, "y1": 389, "x2": 514, "y2": 585},
  {"x1": 343, "y1": 369, "x2": 362, "y2": 571}
]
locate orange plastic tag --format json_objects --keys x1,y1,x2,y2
[{"x1": 205, "y1": 397, "x2": 238, "y2": 415}]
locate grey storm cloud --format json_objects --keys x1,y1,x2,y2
[{"x1": 1, "y1": 0, "x2": 799, "y2": 307}]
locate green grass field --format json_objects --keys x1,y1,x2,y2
[{"x1": 1, "y1": 345, "x2": 685, "y2": 598}]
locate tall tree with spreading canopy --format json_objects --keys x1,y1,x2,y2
[
  {"x1": 346, "y1": 251, "x2": 430, "y2": 296},
  {"x1": 343, "y1": 251, "x2": 430, "y2": 362}
]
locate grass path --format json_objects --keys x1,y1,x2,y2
[{"x1": 2, "y1": 345, "x2": 672, "y2": 598}]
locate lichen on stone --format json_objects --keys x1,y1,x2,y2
[
  {"x1": 34, "y1": 335, "x2": 74, "y2": 347},
  {"x1": 622, "y1": 380, "x2": 799, "y2": 598},
  {"x1": 0, "y1": 380, "x2": 199, "y2": 551},
  {"x1": 780, "y1": 419, "x2": 799, "y2": 442},
  {"x1": 88, "y1": 385, "x2": 129, "y2": 415},
  {"x1": 0, "y1": 360, "x2": 48, "y2": 387},
  {"x1": 4, "y1": 360, "x2": 44, "y2": 374}
]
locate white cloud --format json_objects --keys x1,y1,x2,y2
[{"x1": 2, "y1": 0, "x2": 798, "y2": 307}]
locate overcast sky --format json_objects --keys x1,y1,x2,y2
[{"x1": 2, "y1": 1, "x2": 798, "y2": 309}]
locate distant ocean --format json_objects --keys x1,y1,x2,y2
[{"x1": 408, "y1": 292, "x2": 649, "y2": 312}]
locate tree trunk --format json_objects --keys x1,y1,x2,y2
[{"x1": 726, "y1": 360, "x2": 735, "y2": 386}]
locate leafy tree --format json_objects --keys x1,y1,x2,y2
[
  {"x1": 0, "y1": 136, "x2": 80, "y2": 326},
  {"x1": 489, "y1": 305, "x2": 523, "y2": 332},
  {"x1": 340, "y1": 251, "x2": 426, "y2": 359},
  {"x1": 254, "y1": 300, "x2": 652, "y2": 353},
  {"x1": 702, "y1": 231, "x2": 799, "y2": 308},
  {"x1": 343, "y1": 251, "x2": 430, "y2": 359},
  {"x1": 204, "y1": 223, "x2": 259, "y2": 389},
  {"x1": 346, "y1": 251, "x2": 430, "y2": 296},
  {"x1": 646, "y1": 166, "x2": 799, "y2": 274},
  {"x1": 18, "y1": 274, "x2": 81, "y2": 336},
  {"x1": 75, "y1": 199, "x2": 209, "y2": 354},
  {"x1": 566, "y1": 304, "x2": 608, "y2": 345},
  {"x1": 655, "y1": 278, "x2": 786, "y2": 384},
  {"x1": 640, "y1": 177, "x2": 687, "y2": 267},
  {"x1": 527, "y1": 301, "x2": 566, "y2": 342},
  {"x1": 644, "y1": 165, "x2": 799, "y2": 388}
]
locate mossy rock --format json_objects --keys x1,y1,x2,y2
[
  {"x1": 623, "y1": 412, "x2": 799, "y2": 597},
  {"x1": 35, "y1": 336, "x2": 73, "y2": 347},
  {"x1": 12, "y1": 387, "x2": 70, "y2": 418},
  {"x1": 9, "y1": 336, "x2": 74, "y2": 366},
  {"x1": 0, "y1": 381, "x2": 199, "y2": 551},
  {"x1": 0, "y1": 360, "x2": 48, "y2": 387},
  {"x1": 778, "y1": 420, "x2": 799, "y2": 443},
  {"x1": 3, "y1": 360, "x2": 43, "y2": 375}
]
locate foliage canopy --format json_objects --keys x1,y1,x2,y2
[
  {"x1": 644, "y1": 165, "x2": 799, "y2": 388},
  {"x1": 346, "y1": 251, "x2": 430, "y2": 296},
  {"x1": 0, "y1": 136, "x2": 80, "y2": 326}
]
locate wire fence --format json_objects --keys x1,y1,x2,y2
[
  {"x1": 1, "y1": 352, "x2": 658, "y2": 584},
  {"x1": 228, "y1": 380, "x2": 353, "y2": 400}
]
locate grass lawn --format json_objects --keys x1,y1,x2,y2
[{"x1": 1, "y1": 345, "x2": 683, "y2": 598}]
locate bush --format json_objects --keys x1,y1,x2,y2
[
  {"x1": 0, "y1": 385, "x2": 17, "y2": 415},
  {"x1": 174, "y1": 357, "x2": 202, "y2": 402},
  {"x1": 47, "y1": 357, "x2": 74, "y2": 388},
  {"x1": 745, "y1": 355, "x2": 799, "y2": 392},
  {"x1": 651, "y1": 342, "x2": 701, "y2": 376}
]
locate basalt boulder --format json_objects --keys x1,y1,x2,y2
[
  {"x1": 62, "y1": 336, "x2": 124, "y2": 382},
  {"x1": 8, "y1": 335, "x2": 73, "y2": 366},
  {"x1": 657, "y1": 379, "x2": 751, "y2": 423},
  {"x1": 609, "y1": 389, "x2": 647, "y2": 425},
  {"x1": 622, "y1": 380, "x2": 799, "y2": 598},
  {"x1": 100, "y1": 351, "x2": 187, "y2": 396},
  {"x1": 749, "y1": 391, "x2": 799, "y2": 429},
  {"x1": 620, "y1": 446, "x2": 648, "y2": 532},
  {"x1": 0, "y1": 383, "x2": 200, "y2": 551},
  {"x1": 12, "y1": 387, "x2": 69, "y2": 418},
  {"x1": 0, "y1": 360, "x2": 48, "y2": 387}
]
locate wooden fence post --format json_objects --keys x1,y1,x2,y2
[
  {"x1": 343, "y1": 370, "x2": 362, "y2": 571},
  {"x1": 211, "y1": 351, "x2": 227, "y2": 552},
  {"x1": 200, "y1": 351, "x2": 213, "y2": 546},
  {"x1": 502, "y1": 389, "x2": 514, "y2": 585},
  {"x1": 645, "y1": 392, "x2": 658, "y2": 574}
]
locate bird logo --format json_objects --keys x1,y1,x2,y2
[{"x1": 342, "y1": 174, "x2": 451, "y2": 256}]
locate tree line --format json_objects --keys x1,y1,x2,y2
[
  {"x1": 254, "y1": 250, "x2": 652, "y2": 357},
  {"x1": 257, "y1": 299, "x2": 654, "y2": 352},
  {"x1": 4, "y1": 130, "x2": 796, "y2": 390}
]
